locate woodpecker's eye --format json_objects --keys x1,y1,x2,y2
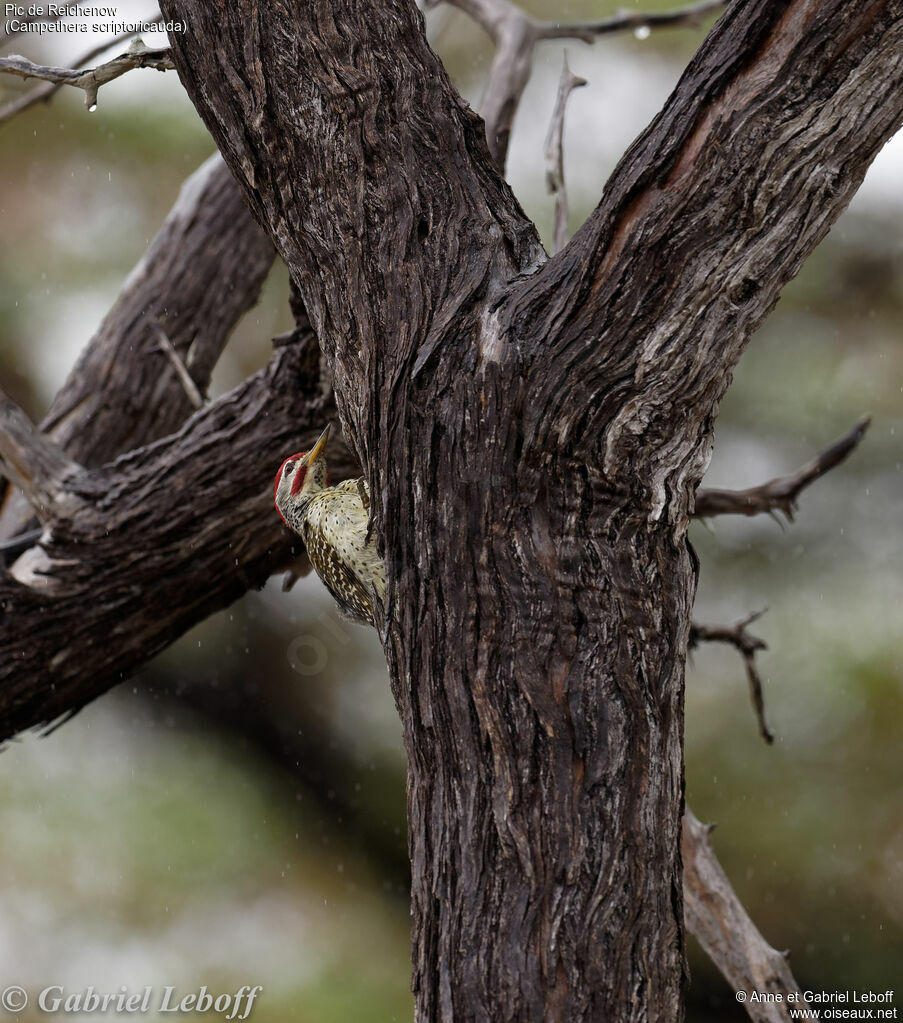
[{"x1": 284, "y1": 461, "x2": 295, "y2": 477}]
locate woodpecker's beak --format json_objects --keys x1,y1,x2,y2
[{"x1": 303, "y1": 424, "x2": 330, "y2": 464}]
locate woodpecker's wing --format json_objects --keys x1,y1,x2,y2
[{"x1": 303, "y1": 526, "x2": 378, "y2": 624}]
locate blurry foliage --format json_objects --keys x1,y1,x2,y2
[{"x1": 1, "y1": 2, "x2": 901, "y2": 1020}]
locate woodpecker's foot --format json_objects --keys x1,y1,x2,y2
[{"x1": 356, "y1": 477, "x2": 377, "y2": 546}]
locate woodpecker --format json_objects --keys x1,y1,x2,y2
[{"x1": 274, "y1": 425, "x2": 385, "y2": 626}]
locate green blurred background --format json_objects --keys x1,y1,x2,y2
[{"x1": 1, "y1": 2, "x2": 901, "y2": 1020}]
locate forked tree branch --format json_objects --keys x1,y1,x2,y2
[
  {"x1": 156, "y1": 1, "x2": 903, "y2": 1015},
  {"x1": 0, "y1": 0, "x2": 896, "y2": 1018},
  {"x1": 683, "y1": 808, "x2": 818, "y2": 1020},
  {"x1": 690, "y1": 611, "x2": 773, "y2": 743},
  {"x1": 0, "y1": 43, "x2": 173, "y2": 111},
  {"x1": 695, "y1": 417, "x2": 871, "y2": 520}
]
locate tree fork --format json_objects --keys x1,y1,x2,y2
[{"x1": 157, "y1": 0, "x2": 903, "y2": 1019}]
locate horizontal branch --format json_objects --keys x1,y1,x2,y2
[
  {"x1": 0, "y1": 42, "x2": 173, "y2": 110},
  {"x1": 536, "y1": 0, "x2": 728, "y2": 42},
  {"x1": 683, "y1": 808, "x2": 818, "y2": 1021},
  {"x1": 690, "y1": 611, "x2": 772, "y2": 743},
  {"x1": 0, "y1": 393, "x2": 80, "y2": 522},
  {"x1": 0, "y1": 334, "x2": 360, "y2": 741},
  {"x1": 695, "y1": 417, "x2": 871, "y2": 520}
]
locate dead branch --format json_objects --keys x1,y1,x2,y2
[
  {"x1": 0, "y1": 18, "x2": 164, "y2": 124},
  {"x1": 690, "y1": 611, "x2": 772, "y2": 744},
  {"x1": 538, "y1": 0, "x2": 729, "y2": 42},
  {"x1": 447, "y1": 0, "x2": 726, "y2": 170},
  {"x1": 543, "y1": 53, "x2": 586, "y2": 255},
  {"x1": 152, "y1": 323, "x2": 205, "y2": 410},
  {"x1": 683, "y1": 808, "x2": 818, "y2": 1021},
  {"x1": 0, "y1": 42, "x2": 173, "y2": 111},
  {"x1": 695, "y1": 417, "x2": 871, "y2": 520}
]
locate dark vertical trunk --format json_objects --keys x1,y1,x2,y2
[{"x1": 392, "y1": 402, "x2": 691, "y2": 1017}]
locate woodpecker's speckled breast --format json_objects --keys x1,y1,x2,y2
[
  {"x1": 274, "y1": 426, "x2": 386, "y2": 627},
  {"x1": 299, "y1": 479, "x2": 386, "y2": 625}
]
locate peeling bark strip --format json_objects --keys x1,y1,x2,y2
[{"x1": 79, "y1": 0, "x2": 903, "y2": 1018}]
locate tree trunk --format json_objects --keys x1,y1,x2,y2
[
  {"x1": 0, "y1": 0, "x2": 897, "y2": 1017},
  {"x1": 155, "y1": 0, "x2": 903, "y2": 1018}
]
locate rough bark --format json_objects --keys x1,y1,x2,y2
[
  {"x1": 0, "y1": 0, "x2": 899, "y2": 1018},
  {"x1": 151, "y1": 0, "x2": 903, "y2": 1020},
  {"x1": 0, "y1": 331, "x2": 358, "y2": 735}
]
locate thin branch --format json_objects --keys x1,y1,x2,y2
[
  {"x1": 0, "y1": 18, "x2": 164, "y2": 124},
  {"x1": 695, "y1": 417, "x2": 871, "y2": 520},
  {"x1": 682, "y1": 808, "x2": 819, "y2": 1021},
  {"x1": 536, "y1": 0, "x2": 729, "y2": 42},
  {"x1": 446, "y1": 0, "x2": 727, "y2": 171},
  {"x1": 153, "y1": 323, "x2": 205, "y2": 410},
  {"x1": 690, "y1": 611, "x2": 772, "y2": 744},
  {"x1": 0, "y1": 392, "x2": 81, "y2": 522},
  {"x1": 0, "y1": 42, "x2": 173, "y2": 112},
  {"x1": 544, "y1": 52, "x2": 586, "y2": 255}
]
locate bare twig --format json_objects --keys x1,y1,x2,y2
[
  {"x1": 0, "y1": 42, "x2": 173, "y2": 112},
  {"x1": 683, "y1": 808, "x2": 818, "y2": 1021},
  {"x1": 537, "y1": 0, "x2": 729, "y2": 42},
  {"x1": 690, "y1": 611, "x2": 772, "y2": 743},
  {"x1": 0, "y1": 18, "x2": 164, "y2": 124},
  {"x1": 153, "y1": 324, "x2": 205, "y2": 410},
  {"x1": 544, "y1": 53, "x2": 586, "y2": 255},
  {"x1": 695, "y1": 416, "x2": 871, "y2": 520},
  {"x1": 446, "y1": 0, "x2": 727, "y2": 170},
  {"x1": 0, "y1": 392, "x2": 81, "y2": 522}
]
